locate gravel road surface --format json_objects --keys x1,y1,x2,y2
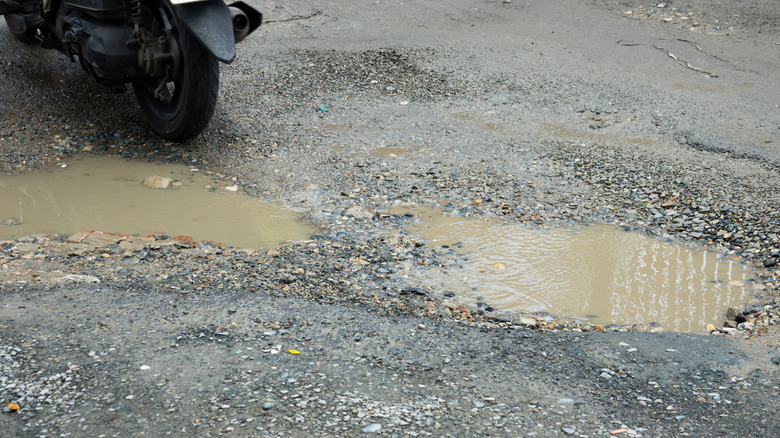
[{"x1": 1, "y1": 0, "x2": 779, "y2": 436}]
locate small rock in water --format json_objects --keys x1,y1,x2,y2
[
  {"x1": 143, "y1": 175, "x2": 174, "y2": 189},
  {"x1": 2, "y1": 217, "x2": 22, "y2": 226},
  {"x1": 362, "y1": 423, "x2": 382, "y2": 433},
  {"x1": 726, "y1": 307, "x2": 746, "y2": 323}
]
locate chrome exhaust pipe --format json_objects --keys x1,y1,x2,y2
[
  {"x1": 229, "y1": 6, "x2": 250, "y2": 43},
  {"x1": 228, "y1": 1, "x2": 262, "y2": 44}
]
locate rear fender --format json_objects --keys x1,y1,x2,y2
[{"x1": 173, "y1": 0, "x2": 235, "y2": 63}]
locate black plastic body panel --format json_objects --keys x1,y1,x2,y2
[
  {"x1": 62, "y1": 0, "x2": 128, "y2": 20},
  {"x1": 174, "y1": 0, "x2": 235, "y2": 63}
]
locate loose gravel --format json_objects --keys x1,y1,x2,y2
[{"x1": 1, "y1": 0, "x2": 779, "y2": 436}]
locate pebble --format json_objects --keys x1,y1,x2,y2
[
  {"x1": 61, "y1": 274, "x2": 101, "y2": 284},
  {"x1": 362, "y1": 423, "x2": 382, "y2": 433},
  {"x1": 142, "y1": 175, "x2": 174, "y2": 189},
  {"x1": 345, "y1": 206, "x2": 374, "y2": 220}
]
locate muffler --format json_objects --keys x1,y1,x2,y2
[{"x1": 228, "y1": 1, "x2": 262, "y2": 44}]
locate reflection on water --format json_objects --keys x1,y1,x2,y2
[
  {"x1": 0, "y1": 156, "x2": 313, "y2": 249},
  {"x1": 404, "y1": 208, "x2": 755, "y2": 332}
]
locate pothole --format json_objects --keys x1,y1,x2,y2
[
  {"x1": 403, "y1": 208, "x2": 759, "y2": 332},
  {"x1": 369, "y1": 145, "x2": 422, "y2": 158},
  {"x1": 0, "y1": 155, "x2": 314, "y2": 249}
]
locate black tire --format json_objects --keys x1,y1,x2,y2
[
  {"x1": 132, "y1": 6, "x2": 219, "y2": 140},
  {"x1": 4, "y1": 13, "x2": 39, "y2": 43}
]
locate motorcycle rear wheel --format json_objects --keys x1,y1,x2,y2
[{"x1": 132, "y1": 6, "x2": 219, "y2": 140}]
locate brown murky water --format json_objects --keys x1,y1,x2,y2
[
  {"x1": 370, "y1": 146, "x2": 421, "y2": 157},
  {"x1": 404, "y1": 208, "x2": 756, "y2": 332},
  {"x1": 0, "y1": 156, "x2": 313, "y2": 248}
]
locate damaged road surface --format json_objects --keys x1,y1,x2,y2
[
  {"x1": 1, "y1": 281, "x2": 778, "y2": 437},
  {"x1": 1, "y1": 0, "x2": 779, "y2": 436}
]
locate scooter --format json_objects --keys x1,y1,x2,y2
[{"x1": 1, "y1": 0, "x2": 261, "y2": 139}]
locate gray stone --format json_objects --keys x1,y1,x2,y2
[
  {"x1": 66, "y1": 232, "x2": 89, "y2": 243},
  {"x1": 2, "y1": 217, "x2": 22, "y2": 226},
  {"x1": 61, "y1": 274, "x2": 100, "y2": 284},
  {"x1": 726, "y1": 307, "x2": 746, "y2": 323},
  {"x1": 737, "y1": 322, "x2": 754, "y2": 330},
  {"x1": 345, "y1": 206, "x2": 374, "y2": 220},
  {"x1": 517, "y1": 317, "x2": 537, "y2": 326},
  {"x1": 362, "y1": 423, "x2": 382, "y2": 433},
  {"x1": 143, "y1": 175, "x2": 174, "y2": 189}
]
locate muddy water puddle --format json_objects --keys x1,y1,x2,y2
[
  {"x1": 370, "y1": 145, "x2": 421, "y2": 157},
  {"x1": 0, "y1": 156, "x2": 313, "y2": 248},
  {"x1": 22, "y1": 72, "x2": 71, "y2": 86},
  {"x1": 404, "y1": 208, "x2": 757, "y2": 332}
]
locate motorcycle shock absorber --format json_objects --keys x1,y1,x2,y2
[
  {"x1": 127, "y1": 0, "x2": 149, "y2": 52},
  {"x1": 129, "y1": 0, "x2": 144, "y2": 25}
]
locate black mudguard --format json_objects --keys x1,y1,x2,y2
[{"x1": 174, "y1": 0, "x2": 235, "y2": 63}]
